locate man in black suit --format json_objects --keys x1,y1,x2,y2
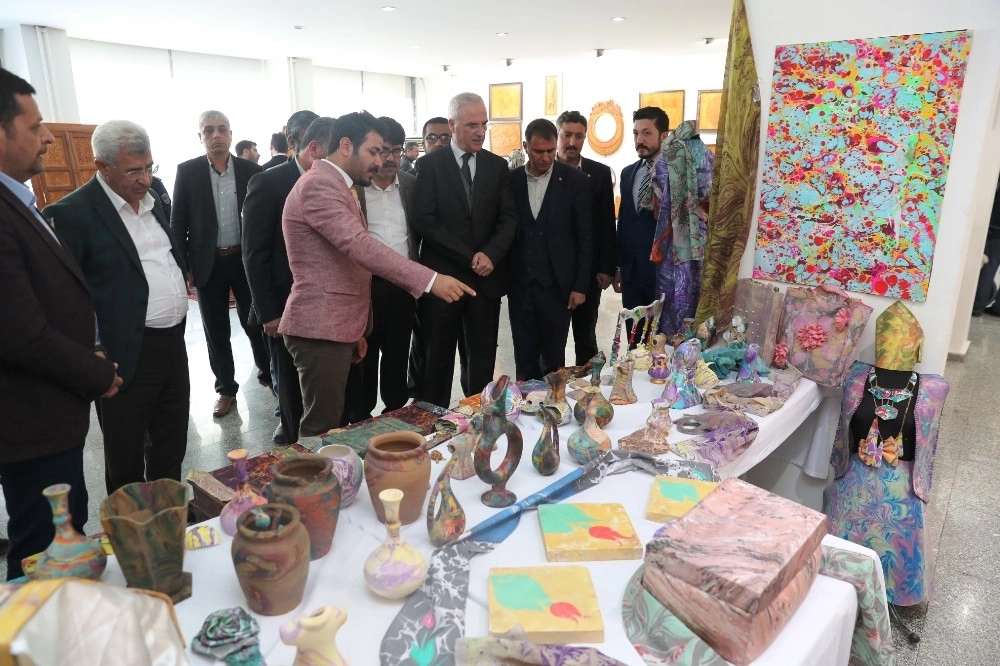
[
  {"x1": 412, "y1": 92, "x2": 518, "y2": 407},
  {"x1": 0, "y1": 68, "x2": 120, "y2": 579},
  {"x1": 556, "y1": 110, "x2": 617, "y2": 365},
  {"x1": 46, "y1": 120, "x2": 190, "y2": 493},
  {"x1": 261, "y1": 132, "x2": 288, "y2": 170},
  {"x1": 242, "y1": 110, "x2": 318, "y2": 443},
  {"x1": 170, "y1": 110, "x2": 267, "y2": 417},
  {"x1": 509, "y1": 119, "x2": 592, "y2": 380}
]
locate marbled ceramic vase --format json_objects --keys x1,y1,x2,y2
[
  {"x1": 232, "y1": 503, "x2": 310, "y2": 616},
  {"x1": 32, "y1": 483, "x2": 106, "y2": 581},
  {"x1": 481, "y1": 377, "x2": 523, "y2": 420},
  {"x1": 365, "y1": 489, "x2": 427, "y2": 599},
  {"x1": 572, "y1": 386, "x2": 614, "y2": 427},
  {"x1": 649, "y1": 332, "x2": 668, "y2": 357},
  {"x1": 646, "y1": 398, "x2": 672, "y2": 445},
  {"x1": 535, "y1": 368, "x2": 572, "y2": 426},
  {"x1": 567, "y1": 399, "x2": 612, "y2": 465},
  {"x1": 474, "y1": 375, "x2": 524, "y2": 508},
  {"x1": 268, "y1": 453, "x2": 342, "y2": 560},
  {"x1": 100, "y1": 479, "x2": 191, "y2": 603},
  {"x1": 588, "y1": 351, "x2": 607, "y2": 387},
  {"x1": 219, "y1": 449, "x2": 268, "y2": 537},
  {"x1": 445, "y1": 431, "x2": 477, "y2": 481},
  {"x1": 531, "y1": 404, "x2": 562, "y2": 476},
  {"x1": 648, "y1": 353, "x2": 670, "y2": 384},
  {"x1": 317, "y1": 444, "x2": 364, "y2": 507},
  {"x1": 364, "y1": 431, "x2": 431, "y2": 525},
  {"x1": 629, "y1": 346, "x2": 652, "y2": 371},
  {"x1": 426, "y1": 456, "x2": 465, "y2": 547},
  {"x1": 280, "y1": 605, "x2": 348, "y2": 666},
  {"x1": 610, "y1": 359, "x2": 638, "y2": 405}
]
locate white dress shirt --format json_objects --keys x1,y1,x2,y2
[
  {"x1": 526, "y1": 165, "x2": 553, "y2": 218},
  {"x1": 96, "y1": 173, "x2": 188, "y2": 328},
  {"x1": 450, "y1": 140, "x2": 477, "y2": 180},
  {"x1": 365, "y1": 177, "x2": 410, "y2": 257}
]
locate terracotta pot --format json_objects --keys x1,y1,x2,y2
[
  {"x1": 364, "y1": 432, "x2": 431, "y2": 525},
  {"x1": 232, "y1": 503, "x2": 310, "y2": 616},
  {"x1": 268, "y1": 454, "x2": 341, "y2": 560}
]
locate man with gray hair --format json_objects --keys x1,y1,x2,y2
[
  {"x1": 412, "y1": 92, "x2": 517, "y2": 407},
  {"x1": 45, "y1": 119, "x2": 190, "y2": 492},
  {"x1": 170, "y1": 110, "x2": 266, "y2": 418}
]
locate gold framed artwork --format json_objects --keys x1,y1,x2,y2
[
  {"x1": 489, "y1": 82, "x2": 523, "y2": 122},
  {"x1": 544, "y1": 75, "x2": 559, "y2": 116},
  {"x1": 697, "y1": 90, "x2": 723, "y2": 132},
  {"x1": 587, "y1": 101, "x2": 624, "y2": 156},
  {"x1": 639, "y1": 90, "x2": 685, "y2": 130},
  {"x1": 489, "y1": 122, "x2": 522, "y2": 157}
]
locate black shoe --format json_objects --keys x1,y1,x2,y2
[
  {"x1": 985, "y1": 307, "x2": 1000, "y2": 317},
  {"x1": 0, "y1": 538, "x2": 9, "y2": 557},
  {"x1": 273, "y1": 423, "x2": 290, "y2": 444}
]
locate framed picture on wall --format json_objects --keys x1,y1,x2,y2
[
  {"x1": 489, "y1": 122, "x2": 522, "y2": 157},
  {"x1": 639, "y1": 90, "x2": 685, "y2": 130},
  {"x1": 545, "y1": 75, "x2": 559, "y2": 116},
  {"x1": 697, "y1": 90, "x2": 723, "y2": 132},
  {"x1": 489, "y1": 82, "x2": 523, "y2": 121}
]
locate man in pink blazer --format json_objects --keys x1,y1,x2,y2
[{"x1": 280, "y1": 113, "x2": 473, "y2": 435}]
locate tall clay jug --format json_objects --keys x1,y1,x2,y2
[
  {"x1": 33, "y1": 483, "x2": 106, "y2": 581},
  {"x1": 268, "y1": 453, "x2": 341, "y2": 560},
  {"x1": 364, "y1": 431, "x2": 431, "y2": 524},
  {"x1": 232, "y1": 503, "x2": 310, "y2": 616},
  {"x1": 365, "y1": 489, "x2": 427, "y2": 599}
]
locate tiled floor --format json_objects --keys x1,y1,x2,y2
[{"x1": 2, "y1": 295, "x2": 997, "y2": 664}]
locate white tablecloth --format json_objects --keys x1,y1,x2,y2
[{"x1": 99, "y1": 375, "x2": 885, "y2": 665}]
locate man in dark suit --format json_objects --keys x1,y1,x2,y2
[
  {"x1": 555, "y1": 110, "x2": 617, "y2": 365},
  {"x1": 261, "y1": 132, "x2": 288, "y2": 170},
  {"x1": 359, "y1": 116, "x2": 422, "y2": 418},
  {"x1": 242, "y1": 110, "x2": 319, "y2": 444},
  {"x1": 170, "y1": 110, "x2": 267, "y2": 417},
  {"x1": 615, "y1": 106, "x2": 670, "y2": 315},
  {"x1": 46, "y1": 120, "x2": 190, "y2": 493},
  {"x1": 508, "y1": 119, "x2": 592, "y2": 380},
  {"x1": 412, "y1": 93, "x2": 518, "y2": 407},
  {"x1": 0, "y1": 68, "x2": 121, "y2": 579}
]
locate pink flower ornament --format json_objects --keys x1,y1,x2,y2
[
  {"x1": 834, "y1": 307, "x2": 850, "y2": 332},
  {"x1": 797, "y1": 322, "x2": 828, "y2": 351},
  {"x1": 772, "y1": 342, "x2": 789, "y2": 368}
]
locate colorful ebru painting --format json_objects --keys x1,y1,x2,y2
[{"x1": 753, "y1": 31, "x2": 971, "y2": 301}]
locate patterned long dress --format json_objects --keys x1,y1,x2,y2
[{"x1": 823, "y1": 361, "x2": 949, "y2": 606}]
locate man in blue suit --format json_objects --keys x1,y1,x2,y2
[
  {"x1": 614, "y1": 106, "x2": 670, "y2": 313},
  {"x1": 508, "y1": 119, "x2": 591, "y2": 380}
]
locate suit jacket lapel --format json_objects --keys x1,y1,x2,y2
[
  {"x1": 85, "y1": 178, "x2": 144, "y2": 275},
  {"x1": 1, "y1": 183, "x2": 89, "y2": 287},
  {"x1": 443, "y1": 151, "x2": 471, "y2": 213}
]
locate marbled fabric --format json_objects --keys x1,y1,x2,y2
[
  {"x1": 455, "y1": 627, "x2": 628, "y2": 665},
  {"x1": 694, "y1": 0, "x2": 761, "y2": 331},
  {"x1": 670, "y1": 412, "x2": 759, "y2": 468},
  {"x1": 824, "y1": 361, "x2": 949, "y2": 606}
]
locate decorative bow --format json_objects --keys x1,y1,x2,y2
[{"x1": 858, "y1": 434, "x2": 899, "y2": 467}]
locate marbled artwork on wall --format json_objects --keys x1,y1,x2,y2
[{"x1": 753, "y1": 31, "x2": 972, "y2": 301}]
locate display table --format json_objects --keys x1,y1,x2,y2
[{"x1": 96, "y1": 374, "x2": 884, "y2": 665}]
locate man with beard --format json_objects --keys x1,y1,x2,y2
[
  {"x1": 614, "y1": 106, "x2": 670, "y2": 314},
  {"x1": 280, "y1": 112, "x2": 473, "y2": 434},
  {"x1": 555, "y1": 110, "x2": 616, "y2": 365}
]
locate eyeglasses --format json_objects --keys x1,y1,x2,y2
[
  {"x1": 460, "y1": 122, "x2": 491, "y2": 132},
  {"x1": 379, "y1": 147, "x2": 404, "y2": 158},
  {"x1": 123, "y1": 164, "x2": 159, "y2": 181},
  {"x1": 424, "y1": 133, "x2": 451, "y2": 144}
]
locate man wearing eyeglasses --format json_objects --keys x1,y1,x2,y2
[
  {"x1": 412, "y1": 117, "x2": 451, "y2": 176},
  {"x1": 412, "y1": 92, "x2": 518, "y2": 407},
  {"x1": 44, "y1": 120, "x2": 190, "y2": 493}
]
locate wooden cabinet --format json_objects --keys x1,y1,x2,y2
[{"x1": 31, "y1": 123, "x2": 97, "y2": 209}]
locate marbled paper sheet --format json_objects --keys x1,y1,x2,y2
[{"x1": 754, "y1": 31, "x2": 971, "y2": 301}]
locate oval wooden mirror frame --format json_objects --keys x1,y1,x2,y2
[{"x1": 587, "y1": 100, "x2": 624, "y2": 156}]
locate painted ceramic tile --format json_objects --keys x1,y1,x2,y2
[
  {"x1": 753, "y1": 31, "x2": 971, "y2": 301},
  {"x1": 646, "y1": 475, "x2": 719, "y2": 522},
  {"x1": 488, "y1": 565, "x2": 604, "y2": 644},
  {"x1": 538, "y1": 503, "x2": 642, "y2": 562}
]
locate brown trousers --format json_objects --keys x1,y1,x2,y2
[{"x1": 283, "y1": 335, "x2": 356, "y2": 437}]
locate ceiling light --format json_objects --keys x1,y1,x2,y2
[
  {"x1": 611, "y1": 16, "x2": 625, "y2": 22},
  {"x1": 496, "y1": 32, "x2": 508, "y2": 37},
  {"x1": 293, "y1": 25, "x2": 304, "y2": 30},
  {"x1": 381, "y1": 6, "x2": 397, "y2": 11}
]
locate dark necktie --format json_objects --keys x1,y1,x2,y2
[
  {"x1": 637, "y1": 159, "x2": 653, "y2": 212},
  {"x1": 461, "y1": 152, "x2": 474, "y2": 205}
]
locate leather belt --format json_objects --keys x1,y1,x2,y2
[
  {"x1": 144, "y1": 320, "x2": 186, "y2": 337},
  {"x1": 215, "y1": 245, "x2": 241, "y2": 256}
]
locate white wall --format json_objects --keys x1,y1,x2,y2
[{"x1": 738, "y1": 0, "x2": 1000, "y2": 375}]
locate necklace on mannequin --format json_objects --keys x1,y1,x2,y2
[
  {"x1": 866, "y1": 366, "x2": 916, "y2": 420},
  {"x1": 860, "y1": 371, "x2": 916, "y2": 467}
]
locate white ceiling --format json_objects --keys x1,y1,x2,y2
[{"x1": 1, "y1": 0, "x2": 734, "y2": 77}]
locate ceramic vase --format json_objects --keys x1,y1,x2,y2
[
  {"x1": 567, "y1": 398, "x2": 612, "y2": 465},
  {"x1": 610, "y1": 359, "x2": 638, "y2": 405},
  {"x1": 588, "y1": 351, "x2": 607, "y2": 387},
  {"x1": 649, "y1": 332, "x2": 668, "y2": 357},
  {"x1": 572, "y1": 386, "x2": 615, "y2": 427},
  {"x1": 364, "y1": 431, "x2": 431, "y2": 525},
  {"x1": 219, "y1": 449, "x2": 268, "y2": 537},
  {"x1": 665, "y1": 339, "x2": 703, "y2": 409},
  {"x1": 232, "y1": 503, "x2": 310, "y2": 616},
  {"x1": 531, "y1": 404, "x2": 561, "y2": 476},
  {"x1": 445, "y1": 431, "x2": 477, "y2": 481},
  {"x1": 646, "y1": 398, "x2": 673, "y2": 443},
  {"x1": 474, "y1": 375, "x2": 523, "y2": 507},
  {"x1": 365, "y1": 489, "x2": 427, "y2": 599},
  {"x1": 535, "y1": 368, "x2": 572, "y2": 426},
  {"x1": 426, "y1": 456, "x2": 465, "y2": 547},
  {"x1": 629, "y1": 346, "x2": 652, "y2": 371},
  {"x1": 481, "y1": 377, "x2": 523, "y2": 420},
  {"x1": 268, "y1": 453, "x2": 341, "y2": 560},
  {"x1": 317, "y1": 444, "x2": 364, "y2": 506},
  {"x1": 100, "y1": 479, "x2": 191, "y2": 603},
  {"x1": 32, "y1": 483, "x2": 106, "y2": 581},
  {"x1": 648, "y1": 353, "x2": 670, "y2": 384},
  {"x1": 280, "y1": 606, "x2": 348, "y2": 666}
]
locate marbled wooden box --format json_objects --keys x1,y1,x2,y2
[{"x1": 641, "y1": 478, "x2": 828, "y2": 665}]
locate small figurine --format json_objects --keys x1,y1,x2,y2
[
  {"x1": 737, "y1": 343, "x2": 767, "y2": 383},
  {"x1": 588, "y1": 351, "x2": 607, "y2": 387},
  {"x1": 664, "y1": 339, "x2": 702, "y2": 409},
  {"x1": 610, "y1": 359, "x2": 638, "y2": 405},
  {"x1": 722, "y1": 315, "x2": 747, "y2": 345},
  {"x1": 648, "y1": 353, "x2": 670, "y2": 384},
  {"x1": 649, "y1": 333, "x2": 668, "y2": 357}
]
